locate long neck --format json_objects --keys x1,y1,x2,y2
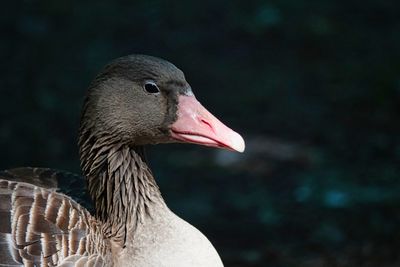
[{"x1": 79, "y1": 133, "x2": 164, "y2": 245}]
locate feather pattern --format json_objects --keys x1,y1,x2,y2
[
  {"x1": 0, "y1": 140, "x2": 162, "y2": 266},
  {"x1": 0, "y1": 178, "x2": 110, "y2": 266},
  {"x1": 78, "y1": 130, "x2": 162, "y2": 246}
]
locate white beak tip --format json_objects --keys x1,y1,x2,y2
[{"x1": 230, "y1": 133, "x2": 245, "y2": 153}]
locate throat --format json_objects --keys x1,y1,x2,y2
[{"x1": 80, "y1": 136, "x2": 163, "y2": 244}]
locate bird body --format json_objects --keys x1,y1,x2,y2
[
  {"x1": 0, "y1": 55, "x2": 244, "y2": 266},
  {"x1": 114, "y1": 205, "x2": 223, "y2": 267}
]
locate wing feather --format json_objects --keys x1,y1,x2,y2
[
  {"x1": 0, "y1": 176, "x2": 109, "y2": 267},
  {"x1": 0, "y1": 167, "x2": 93, "y2": 212}
]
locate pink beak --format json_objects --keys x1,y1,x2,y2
[{"x1": 171, "y1": 95, "x2": 245, "y2": 153}]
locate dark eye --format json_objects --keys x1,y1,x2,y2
[{"x1": 143, "y1": 81, "x2": 160, "y2": 94}]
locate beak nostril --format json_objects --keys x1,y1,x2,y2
[{"x1": 200, "y1": 118, "x2": 214, "y2": 132}]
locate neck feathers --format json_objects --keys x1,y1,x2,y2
[{"x1": 79, "y1": 130, "x2": 162, "y2": 245}]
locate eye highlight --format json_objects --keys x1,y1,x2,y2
[{"x1": 143, "y1": 81, "x2": 160, "y2": 94}]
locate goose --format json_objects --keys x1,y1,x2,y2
[{"x1": 0, "y1": 55, "x2": 245, "y2": 267}]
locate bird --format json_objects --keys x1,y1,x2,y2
[{"x1": 0, "y1": 54, "x2": 245, "y2": 267}]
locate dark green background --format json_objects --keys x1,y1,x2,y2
[{"x1": 1, "y1": 1, "x2": 399, "y2": 266}]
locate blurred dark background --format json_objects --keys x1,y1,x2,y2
[{"x1": 1, "y1": 1, "x2": 399, "y2": 266}]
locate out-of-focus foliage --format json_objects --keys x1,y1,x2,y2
[{"x1": 1, "y1": 1, "x2": 399, "y2": 266}]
